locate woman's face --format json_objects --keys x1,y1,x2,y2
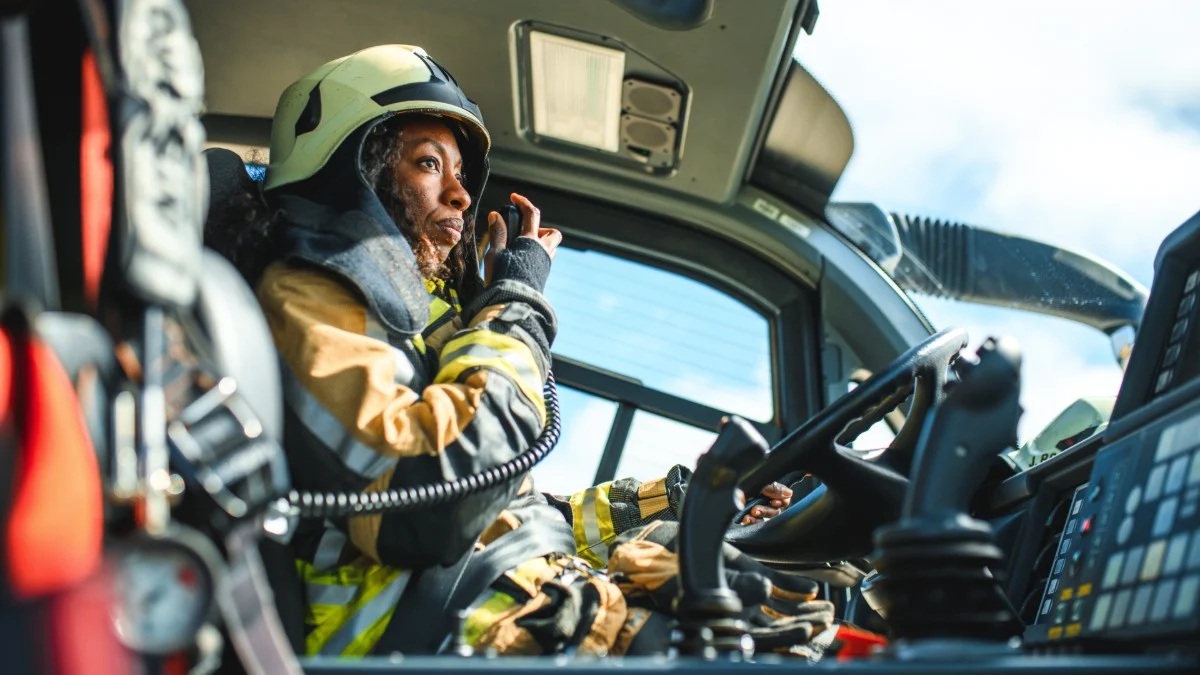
[{"x1": 389, "y1": 117, "x2": 471, "y2": 274}]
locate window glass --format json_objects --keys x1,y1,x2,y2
[
  {"x1": 848, "y1": 419, "x2": 897, "y2": 450},
  {"x1": 844, "y1": 381, "x2": 898, "y2": 450},
  {"x1": 544, "y1": 246, "x2": 773, "y2": 422},
  {"x1": 530, "y1": 385, "x2": 617, "y2": 494},
  {"x1": 613, "y1": 412, "x2": 718, "y2": 482},
  {"x1": 914, "y1": 297, "x2": 1122, "y2": 444}
]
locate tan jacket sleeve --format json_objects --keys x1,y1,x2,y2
[{"x1": 259, "y1": 262, "x2": 551, "y2": 567}]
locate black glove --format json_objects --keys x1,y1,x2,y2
[{"x1": 606, "y1": 521, "x2": 835, "y2": 649}]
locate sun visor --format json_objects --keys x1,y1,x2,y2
[{"x1": 750, "y1": 61, "x2": 853, "y2": 215}]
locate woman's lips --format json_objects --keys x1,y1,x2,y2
[{"x1": 436, "y1": 218, "x2": 463, "y2": 243}]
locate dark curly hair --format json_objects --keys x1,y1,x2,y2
[{"x1": 202, "y1": 150, "x2": 281, "y2": 287}]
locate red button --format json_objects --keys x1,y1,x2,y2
[{"x1": 1081, "y1": 517, "x2": 1093, "y2": 535}]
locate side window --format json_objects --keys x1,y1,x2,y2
[
  {"x1": 530, "y1": 387, "x2": 619, "y2": 494},
  {"x1": 531, "y1": 246, "x2": 774, "y2": 491},
  {"x1": 614, "y1": 412, "x2": 717, "y2": 481}
]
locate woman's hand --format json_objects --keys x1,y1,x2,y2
[
  {"x1": 482, "y1": 193, "x2": 563, "y2": 284},
  {"x1": 738, "y1": 482, "x2": 794, "y2": 525}
]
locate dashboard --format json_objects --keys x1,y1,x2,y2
[{"x1": 984, "y1": 209, "x2": 1200, "y2": 657}]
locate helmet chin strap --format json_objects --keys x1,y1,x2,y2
[{"x1": 456, "y1": 154, "x2": 490, "y2": 305}]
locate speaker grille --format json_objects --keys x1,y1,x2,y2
[
  {"x1": 620, "y1": 115, "x2": 676, "y2": 168},
  {"x1": 622, "y1": 79, "x2": 681, "y2": 123}
]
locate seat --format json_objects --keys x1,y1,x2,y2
[{"x1": 199, "y1": 147, "x2": 306, "y2": 655}]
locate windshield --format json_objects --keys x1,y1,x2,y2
[{"x1": 797, "y1": 0, "x2": 1200, "y2": 445}]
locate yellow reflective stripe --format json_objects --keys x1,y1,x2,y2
[
  {"x1": 412, "y1": 333, "x2": 426, "y2": 355},
  {"x1": 463, "y1": 591, "x2": 519, "y2": 647},
  {"x1": 439, "y1": 354, "x2": 545, "y2": 422},
  {"x1": 436, "y1": 330, "x2": 545, "y2": 421},
  {"x1": 296, "y1": 560, "x2": 412, "y2": 657},
  {"x1": 428, "y1": 296, "x2": 453, "y2": 325},
  {"x1": 425, "y1": 278, "x2": 462, "y2": 316},
  {"x1": 569, "y1": 484, "x2": 615, "y2": 568}
]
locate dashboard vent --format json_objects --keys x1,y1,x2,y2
[
  {"x1": 1152, "y1": 268, "x2": 1200, "y2": 397},
  {"x1": 1018, "y1": 491, "x2": 1073, "y2": 625}
]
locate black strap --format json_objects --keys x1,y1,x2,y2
[
  {"x1": 373, "y1": 517, "x2": 576, "y2": 655},
  {"x1": 370, "y1": 546, "x2": 472, "y2": 656}
]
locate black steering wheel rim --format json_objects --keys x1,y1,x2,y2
[{"x1": 725, "y1": 327, "x2": 968, "y2": 564}]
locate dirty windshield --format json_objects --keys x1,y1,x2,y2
[{"x1": 797, "y1": 0, "x2": 1200, "y2": 462}]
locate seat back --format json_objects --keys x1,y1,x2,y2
[{"x1": 200, "y1": 147, "x2": 306, "y2": 655}]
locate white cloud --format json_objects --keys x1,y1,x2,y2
[
  {"x1": 796, "y1": 0, "x2": 1200, "y2": 285},
  {"x1": 531, "y1": 394, "x2": 618, "y2": 494},
  {"x1": 796, "y1": 0, "x2": 1200, "y2": 442}
]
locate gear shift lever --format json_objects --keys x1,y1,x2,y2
[
  {"x1": 675, "y1": 416, "x2": 768, "y2": 658},
  {"x1": 869, "y1": 336, "x2": 1025, "y2": 647}
]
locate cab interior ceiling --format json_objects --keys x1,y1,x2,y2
[{"x1": 188, "y1": 0, "x2": 844, "y2": 211}]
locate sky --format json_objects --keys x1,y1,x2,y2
[
  {"x1": 795, "y1": 0, "x2": 1200, "y2": 442},
  {"x1": 533, "y1": 0, "x2": 1200, "y2": 492}
]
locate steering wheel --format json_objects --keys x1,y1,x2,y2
[{"x1": 725, "y1": 327, "x2": 968, "y2": 565}]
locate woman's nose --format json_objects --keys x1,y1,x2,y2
[{"x1": 444, "y1": 173, "x2": 470, "y2": 212}]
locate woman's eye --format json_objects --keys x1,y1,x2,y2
[{"x1": 419, "y1": 157, "x2": 438, "y2": 170}]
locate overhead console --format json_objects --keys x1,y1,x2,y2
[
  {"x1": 510, "y1": 22, "x2": 690, "y2": 174},
  {"x1": 1023, "y1": 210, "x2": 1200, "y2": 652}
]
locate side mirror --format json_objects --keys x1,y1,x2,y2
[{"x1": 826, "y1": 202, "x2": 1149, "y2": 367}]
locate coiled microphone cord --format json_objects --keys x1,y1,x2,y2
[{"x1": 286, "y1": 370, "x2": 561, "y2": 518}]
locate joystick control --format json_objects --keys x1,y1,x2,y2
[
  {"x1": 869, "y1": 336, "x2": 1025, "y2": 649},
  {"x1": 674, "y1": 416, "x2": 769, "y2": 658}
]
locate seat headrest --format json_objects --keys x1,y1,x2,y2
[
  {"x1": 196, "y1": 149, "x2": 283, "y2": 442},
  {"x1": 204, "y1": 147, "x2": 257, "y2": 228},
  {"x1": 202, "y1": 147, "x2": 268, "y2": 273}
]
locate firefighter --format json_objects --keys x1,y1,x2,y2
[{"x1": 206, "y1": 44, "x2": 832, "y2": 658}]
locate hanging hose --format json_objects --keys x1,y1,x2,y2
[{"x1": 285, "y1": 370, "x2": 562, "y2": 518}]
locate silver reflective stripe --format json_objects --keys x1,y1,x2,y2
[
  {"x1": 312, "y1": 523, "x2": 347, "y2": 570},
  {"x1": 365, "y1": 314, "x2": 418, "y2": 387},
  {"x1": 281, "y1": 367, "x2": 395, "y2": 479},
  {"x1": 390, "y1": 347, "x2": 416, "y2": 387},
  {"x1": 319, "y1": 570, "x2": 412, "y2": 656},
  {"x1": 581, "y1": 488, "x2": 609, "y2": 561},
  {"x1": 306, "y1": 582, "x2": 360, "y2": 607},
  {"x1": 440, "y1": 338, "x2": 541, "y2": 387}
]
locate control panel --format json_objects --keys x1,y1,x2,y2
[{"x1": 1026, "y1": 400, "x2": 1200, "y2": 645}]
